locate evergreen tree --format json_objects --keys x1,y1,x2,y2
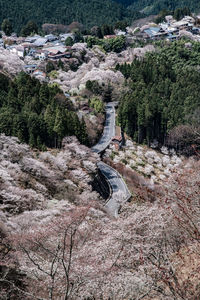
[
  {"x1": 1, "y1": 19, "x2": 12, "y2": 36},
  {"x1": 65, "y1": 37, "x2": 74, "y2": 46},
  {"x1": 0, "y1": 72, "x2": 89, "y2": 149},
  {"x1": 57, "y1": 59, "x2": 64, "y2": 70},
  {"x1": 117, "y1": 41, "x2": 200, "y2": 146},
  {"x1": 46, "y1": 61, "x2": 55, "y2": 73},
  {"x1": 80, "y1": 117, "x2": 89, "y2": 145},
  {"x1": 74, "y1": 31, "x2": 84, "y2": 43},
  {"x1": 103, "y1": 83, "x2": 113, "y2": 102},
  {"x1": 21, "y1": 21, "x2": 38, "y2": 36},
  {"x1": 53, "y1": 108, "x2": 66, "y2": 147}
]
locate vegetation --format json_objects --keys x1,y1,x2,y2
[
  {"x1": 85, "y1": 80, "x2": 114, "y2": 104},
  {"x1": 20, "y1": 20, "x2": 38, "y2": 37},
  {"x1": 0, "y1": 0, "x2": 142, "y2": 34},
  {"x1": 0, "y1": 72, "x2": 88, "y2": 149},
  {"x1": 85, "y1": 80, "x2": 102, "y2": 95},
  {"x1": 46, "y1": 61, "x2": 55, "y2": 73},
  {"x1": 155, "y1": 7, "x2": 191, "y2": 23},
  {"x1": 117, "y1": 41, "x2": 200, "y2": 153},
  {"x1": 1, "y1": 18, "x2": 12, "y2": 36},
  {"x1": 115, "y1": 0, "x2": 200, "y2": 15},
  {"x1": 87, "y1": 35, "x2": 126, "y2": 53},
  {"x1": 1, "y1": 152, "x2": 199, "y2": 299},
  {"x1": 89, "y1": 97, "x2": 104, "y2": 114},
  {"x1": 65, "y1": 37, "x2": 74, "y2": 46}
]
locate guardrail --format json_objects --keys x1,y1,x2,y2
[
  {"x1": 98, "y1": 161, "x2": 132, "y2": 203},
  {"x1": 97, "y1": 161, "x2": 132, "y2": 217}
]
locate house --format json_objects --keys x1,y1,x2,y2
[
  {"x1": 33, "y1": 70, "x2": 46, "y2": 77},
  {"x1": 111, "y1": 136, "x2": 123, "y2": 150},
  {"x1": 32, "y1": 70, "x2": 47, "y2": 81},
  {"x1": 48, "y1": 51, "x2": 71, "y2": 60},
  {"x1": 44, "y1": 34, "x2": 58, "y2": 42},
  {"x1": 34, "y1": 49, "x2": 49, "y2": 60},
  {"x1": 167, "y1": 27, "x2": 179, "y2": 34},
  {"x1": 32, "y1": 37, "x2": 48, "y2": 47},
  {"x1": 160, "y1": 23, "x2": 179, "y2": 34},
  {"x1": 166, "y1": 34, "x2": 179, "y2": 42},
  {"x1": 42, "y1": 45, "x2": 71, "y2": 60},
  {"x1": 23, "y1": 64, "x2": 37, "y2": 74},
  {"x1": 172, "y1": 20, "x2": 192, "y2": 30},
  {"x1": 144, "y1": 27, "x2": 168, "y2": 40},
  {"x1": 59, "y1": 33, "x2": 74, "y2": 42},
  {"x1": 21, "y1": 42, "x2": 32, "y2": 49},
  {"x1": 43, "y1": 45, "x2": 67, "y2": 53},
  {"x1": 25, "y1": 35, "x2": 41, "y2": 43}
]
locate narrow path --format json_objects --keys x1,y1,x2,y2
[{"x1": 92, "y1": 102, "x2": 131, "y2": 217}]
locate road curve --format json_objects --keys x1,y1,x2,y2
[
  {"x1": 91, "y1": 101, "x2": 131, "y2": 217},
  {"x1": 97, "y1": 161, "x2": 131, "y2": 217},
  {"x1": 92, "y1": 102, "x2": 116, "y2": 154}
]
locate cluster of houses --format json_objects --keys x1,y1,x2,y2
[
  {"x1": 0, "y1": 32, "x2": 74, "y2": 61},
  {"x1": 0, "y1": 15, "x2": 200, "y2": 82},
  {"x1": 132, "y1": 16, "x2": 200, "y2": 42},
  {"x1": 0, "y1": 32, "x2": 75, "y2": 81},
  {"x1": 2, "y1": 15, "x2": 198, "y2": 64},
  {"x1": 0, "y1": 29, "x2": 127, "y2": 61}
]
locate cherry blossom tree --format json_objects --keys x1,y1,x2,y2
[{"x1": 11, "y1": 207, "x2": 108, "y2": 299}]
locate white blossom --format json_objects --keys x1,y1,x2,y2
[
  {"x1": 162, "y1": 155, "x2": 171, "y2": 167},
  {"x1": 144, "y1": 164, "x2": 154, "y2": 175}
]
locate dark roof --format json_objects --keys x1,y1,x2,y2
[{"x1": 112, "y1": 136, "x2": 122, "y2": 142}]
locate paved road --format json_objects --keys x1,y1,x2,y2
[
  {"x1": 97, "y1": 161, "x2": 131, "y2": 217},
  {"x1": 91, "y1": 101, "x2": 131, "y2": 217},
  {"x1": 92, "y1": 102, "x2": 116, "y2": 154}
]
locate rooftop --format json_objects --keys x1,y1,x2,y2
[{"x1": 33, "y1": 38, "x2": 48, "y2": 47}]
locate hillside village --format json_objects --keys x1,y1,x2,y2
[
  {"x1": 130, "y1": 15, "x2": 200, "y2": 41},
  {"x1": 1, "y1": 14, "x2": 200, "y2": 83}
]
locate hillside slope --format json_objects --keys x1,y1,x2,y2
[
  {"x1": 115, "y1": 0, "x2": 200, "y2": 14},
  {"x1": 0, "y1": 0, "x2": 141, "y2": 33}
]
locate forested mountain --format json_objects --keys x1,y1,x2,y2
[
  {"x1": 2, "y1": 0, "x2": 199, "y2": 34},
  {"x1": 0, "y1": 0, "x2": 141, "y2": 33},
  {"x1": 114, "y1": 0, "x2": 200, "y2": 14},
  {"x1": 117, "y1": 41, "x2": 200, "y2": 154}
]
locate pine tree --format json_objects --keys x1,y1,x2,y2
[
  {"x1": 53, "y1": 108, "x2": 66, "y2": 147},
  {"x1": 29, "y1": 133, "x2": 35, "y2": 148}
]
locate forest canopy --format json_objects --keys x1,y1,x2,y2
[
  {"x1": 0, "y1": 72, "x2": 88, "y2": 149},
  {"x1": 0, "y1": 0, "x2": 142, "y2": 34},
  {"x1": 117, "y1": 40, "x2": 200, "y2": 154},
  {"x1": 114, "y1": 0, "x2": 200, "y2": 14}
]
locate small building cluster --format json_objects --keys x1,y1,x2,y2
[
  {"x1": 131, "y1": 16, "x2": 200, "y2": 42},
  {"x1": 0, "y1": 32, "x2": 75, "y2": 81},
  {"x1": 0, "y1": 33, "x2": 74, "y2": 61}
]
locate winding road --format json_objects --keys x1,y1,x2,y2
[
  {"x1": 92, "y1": 102, "x2": 116, "y2": 154},
  {"x1": 92, "y1": 102, "x2": 131, "y2": 217}
]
